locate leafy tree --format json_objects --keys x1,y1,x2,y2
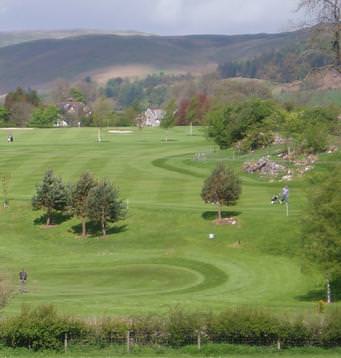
[
  {"x1": 86, "y1": 181, "x2": 126, "y2": 236},
  {"x1": 105, "y1": 78, "x2": 124, "y2": 98},
  {"x1": 283, "y1": 107, "x2": 333, "y2": 154},
  {"x1": 298, "y1": 0, "x2": 341, "y2": 66},
  {"x1": 206, "y1": 104, "x2": 235, "y2": 149},
  {"x1": 201, "y1": 163, "x2": 241, "y2": 220},
  {"x1": 71, "y1": 172, "x2": 97, "y2": 237},
  {"x1": 207, "y1": 99, "x2": 282, "y2": 151},
  {"x1": 302, "y1": 166, "x2": 341, "y2": 300},
  {"x1": 29, "y1": 106, "x2": 60, "y2": 128},
  {"x1": 118, "y1": 81, "x2": 144, "y2": 108},
  {"x1": 32, "y1": 170, "x2": 69, "y2": 226},
  {"x1": 238, "y1": 124, "x2": 274, "y2": 153},
  {"x1": 69, "y1": 88, "x2": 86, "y2": 103},
  {"x1": 92, "y1": 97, "x2": 113, "y2": 142},
  {"x1": 0, "y1": 106, "x2": 9, "y2": 127},
  {"x1": 4, "y1": 87, "x2": 40, "y2": 127},
  {"x1": 161, "y1": 100, "x2": 176, "y2": 142}
]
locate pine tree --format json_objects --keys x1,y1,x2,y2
[
  {"x1": 71, "y1": 172, "x2": 97, "y2": 237},
  {"x1": 86, "y1": 181, "x2": 126, "y2": 236},
  {"x1": 201, "y1": 163, "x2": 241, "y2": 220},
  {"x1": 32, "y1": 170, "x2": 69, "y2": 225}
]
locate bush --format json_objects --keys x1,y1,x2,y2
[
  {"x1": 166, "y1": 308, "x2": 204, "y2": 347},
  {"x1": 0, "y1": 305, "x2": 86, "y2": 350},
  {"x1": 0, "y1": 276, "x2": 11, "y2": 308},
  {"x1": 206, "y1": 308, "x2": 281, "y2": 346},
  {"x1": 1, "y1": 305, "x2": 341, "y2": 351},
  {"x1": 321, "y1": 310, "x2": 341, "y2": 347}
]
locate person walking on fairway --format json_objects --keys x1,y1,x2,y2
[{"x1": 19, "y1": 269, "x2": 27, "y2": 293}]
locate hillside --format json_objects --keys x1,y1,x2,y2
[
  {"x1": 0, "y1": 30, "x2": 306, "y2": 94},
  {"x1": 0, "y1": 30, "x2": 153, "y2": 48}
]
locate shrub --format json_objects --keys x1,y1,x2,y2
[
  {"x1": 206, "y1": 308, "x2": 281, "y2": 346},
  {"x1": 0, "y1": 305, "x2": 86, "y2": 350},
  {"x1": 321, "y1": 309, "x2": 341, "y2": 347}
]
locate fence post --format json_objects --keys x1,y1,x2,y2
[
  {"x1": 64, "y1": 333, "x2": 68, "y2": 353},
  {"x1": 277, "y1": 338, "x2": 281, "y2": 351},
  {"x1": 197, "y1": 331, "x2": 201, "y2": 351},
  {"x1": 126, "y1": 330, "x2": 130, "y2": 353}
]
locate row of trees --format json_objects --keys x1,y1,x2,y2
[{"x1": 32, "y1": 171, "x2": 126, "y2": 237}]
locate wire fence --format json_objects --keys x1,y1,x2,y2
[{"x1": 57, "y1": 331, "x2": 341, "y2": 353}]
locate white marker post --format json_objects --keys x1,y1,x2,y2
[{"x1": 327, "y1": 280, "x2": 332, "y2": 304}]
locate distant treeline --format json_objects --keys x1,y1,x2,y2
[{"x1": 218, "y1": 46, "x2": 333, "y2": 82}]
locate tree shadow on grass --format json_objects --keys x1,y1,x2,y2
[
  {"x1": 296, "y1": 278, "x2": 341, "y2": 303},
  {"x1": 70, "y1": 222, "x2": 127, "y2": 238},
  {"x1": 33, "y1": 212, "x2": 72, "y2": 226},
  {"x1": 202, "y1": 211, "x2": 242, "y2": 221}
]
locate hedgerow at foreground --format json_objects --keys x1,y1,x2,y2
[{"x1": 1, "y1": 305, "x2": 341, "y2": 351}]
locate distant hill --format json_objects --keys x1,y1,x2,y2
[
  {"x1": 0, "y1": 30, "x2": 154, "y2": 48},
  {"x1": 0, "y1": 30, "x2": 307, "y2": 94}
]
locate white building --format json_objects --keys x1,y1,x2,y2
[{"x1": 144, "y1": 108, "x2": 165, "y2": 127}]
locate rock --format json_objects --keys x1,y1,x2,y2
[
  {"x1": 215, "y1": 217, "x2": 238, "y2": 225},
  {"x1": 273, "y1": 134, "x2": 287, "y2": 145},
  {"x1": 327, "y1": 146, "x2": 338, "y2": 154},
  {"x1": 244, "y1": 157, "x2": 286, "y2": 176},
  {"x1": 282, "y1": 175, "x2": 293, "y2": 181}
]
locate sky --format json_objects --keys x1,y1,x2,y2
[{"x1": 0, "y1": 0, "x2": 304, "y2": 35}]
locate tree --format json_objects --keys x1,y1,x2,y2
[
  {"x1": 283, "y1": 107, "x2": 333, "y2": 154},
  {"x1": 69, "y1": 88, "x2": 86, "y2": 103},
  {"x1": 201, "y1": 163, "x2": 241, "y2": 221},
  {"x1": 32, "y1": 170, "x2": 69, "y2": 226},
  {"x1": 0, "y1": 106, "x2": 9, "y2": 126},
  {"x1": 207, "y1": 99, "x2": 282, "y2": 151},
  {"x1": 29, "y1": 106, "x2": 60, "y2": 128},
  {"x1": 298, "y1": 0, "x2": 341, "y2": 66},
  {"x1": 4, "y1": 87, "x2": 40, "y2": 127},
  {"x1": 86, "y1": 181, "x2": 126, "y2": 236},
  {"x1": 206, "y1": 104, "x2": 234, "y2": 149},
  {"x1": 92, "y1": 97, "x2": 113, "y2": 142},
  {"x1": 71, "y1": 172, "x2": 97, "y2": 237},
  {"x1": 161, "y1": 100, "x2": 176, "y2": 142},
  {"x1": 302, "y1": 166, "x2": 341, "y2": 302}
]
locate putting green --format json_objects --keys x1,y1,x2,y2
[{"x1": 37, "y1": 263, "x2": 205, "y2": 296}]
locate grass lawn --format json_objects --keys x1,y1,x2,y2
[
  {"x1": 0, "y1": 127, "x2": 335, "y2": 317},
  {"x1": 1, "y1": 346, "x2": 341, "y2": 358}
]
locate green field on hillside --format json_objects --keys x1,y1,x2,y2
[{"x1": 0, "y1": 127, "x2": 335, "y2": 317}]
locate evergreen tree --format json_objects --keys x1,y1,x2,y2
[
  {"x1": 86, "y1": 181, "x2": 126, "y2": 236},
  {"x1": 32, "y1": 170, "x2": 69, "y2": 225},
  {"x1": 201, "y1": 164, "x2": 241, "y2": 220},
  {"x1": 71, "y1": 172, "x2": 97, "y2": 237}
]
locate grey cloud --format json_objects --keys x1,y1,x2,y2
[{"x1": 0, "y1": 0, "x2": 303, "y2": 35}]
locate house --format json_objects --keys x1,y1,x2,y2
[
  {"x1": 141, "y1": 108, "x2": 165, "y2": 127},
  {"x1": 58, "y1": 99, "x2": 92, "y2": 126},
  {"x1": 54, "y1": 117, "x2": 69, "y2": 128}
]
